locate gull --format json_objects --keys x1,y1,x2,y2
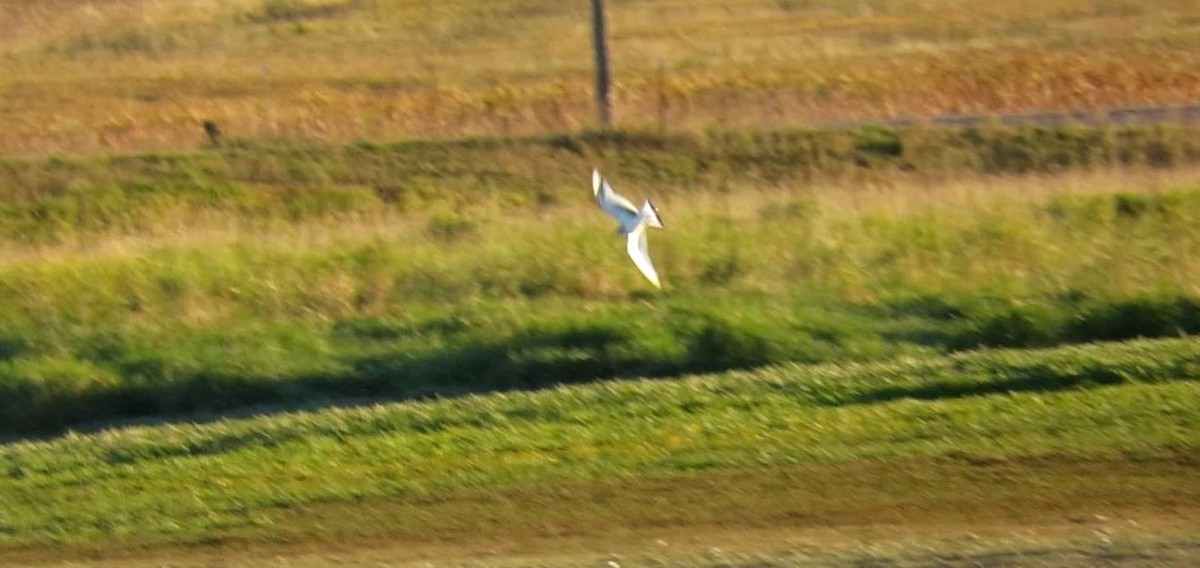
[{"x1": 592, "y1": 169, "x2": 664, "y2": 288}]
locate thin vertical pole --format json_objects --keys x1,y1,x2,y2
[
  {"x1": 655, "y1": 58, "x2": 667, "y2": 133},
  {"x1": 591, "y1": 0, "x2": 612, "y2": 127}
]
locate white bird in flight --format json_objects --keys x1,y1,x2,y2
[{"x1": 592, "y1": 169, "x2": 664, "y2": 288}]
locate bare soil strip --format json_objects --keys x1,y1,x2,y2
[
  {"x1": 823, "y1": 102, "x2": 1200, "y2": 129},
  {"x1": 9, "y1": 450, "x2": 1199, "y2": 567}
]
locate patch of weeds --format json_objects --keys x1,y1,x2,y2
[
  {"x1": 1043, "y1": 193, "x2": 1110, "y2": 226},
  {"x1": 758, "y1": 197, "x2": 817, "y2": 223},
  {"x1": 331, "y1": 317, "x2": 409, "y2": 342},
  {"x1": 0, "y1": 333, "x2": 30, "y2": 361},
  {"x1": 677, "y1": 313, "x2": 785, "y2": 371},
  {"x1": 853, "y1": 126, "x2": 904, "y2": 166},
  {"x1": 1069, "y1": 295, "x2": 1200, "y2": 341},
  {"x1": 426, "y1": 212, "x2": 478, "y2": 243},
  {"x1": 885, "y1": 295, "x2": 972, "y2": 321},
  {"x1": 60, "y1": 29, "x2": 177, "y2": 55},
  {"x1": 248, "y1": 0, "x2": 359, "y2": 24},
  {"x1": 1112, "y1": 191, "x2": 1198, "y2": 221},
  {"x1": 949, "y1": 302, "x2": 1066, "y2": 349},
  {"x1": 282, "y1": 185, "x2": 380, "y2": 220}
]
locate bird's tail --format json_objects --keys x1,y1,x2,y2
[{"x1": 640, "y1": 200, "x2": 664, "y2": 229}]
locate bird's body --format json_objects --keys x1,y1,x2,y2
[{"x1": 592, "y1": 169, "x2": 664, "y2": 288}]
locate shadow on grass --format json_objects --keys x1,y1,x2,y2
[
  {"x1": 4, "y1": 292, "x2": 1198, "y2": 440},
  {"x1": 844, "y1": 360, "x2": 1200, "y2": 408},
  {"x1": 0, "y1": 313, "x2": 812, "y2": 439},
  {"x1": 879, "y1": 293, "x2": 1200, "y2": 350}
]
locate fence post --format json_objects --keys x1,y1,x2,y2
[{"x1": 591, "y1": 0, "x2": 612, "y2": 127}]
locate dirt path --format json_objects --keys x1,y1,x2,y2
[
  {"x1": 8, "y1": 452, "x2": 1200, "y2": 567},
  {"x1": 9, "y1": 517, "x2": 1200, "y2": 567},
  {"x1": 822, "y1": 102, "x2": 1200, "y2": 130}
]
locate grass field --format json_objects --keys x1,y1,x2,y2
[
  {"x1": 1, "y1": 125, "x2": 1200, "y2": 434},
  {"x1": 2, "y1": 0, "x2": 1200, "y2": 156},
  {"x1": 1, "y1": 127, "x2": 1199, "y2": 565},
  {"x1": 3, "y1": 338, "x2": 1199, "y2": 564},
  {"x1": 3, "y1": 1, "x2": 1200, "y2": 565}
]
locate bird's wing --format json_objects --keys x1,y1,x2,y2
[
  {"x1": 593, "y1": 170, "x2": 640, "y2": 225},
  {"x1": 625, "y1": 224, "x2": 662, "y2": 288}
]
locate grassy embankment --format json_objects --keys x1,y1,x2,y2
[
  {"x1": 2, "y1": 0, "x2": 1200, "y2": 156},
  {"x1": 2, "y1": 337, "x2": 1198, "y2": 559},
  {"x1": 1, "y1": 125, "x2": 1199, "y2": 434}
]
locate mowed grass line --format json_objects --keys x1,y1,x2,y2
[{"x1": 1, "y1": 337, "x2": 1198, "y2": 551}]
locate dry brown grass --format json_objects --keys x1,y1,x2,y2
[
  {"x1": 3, "y1": 164, "x2": 1198, "y2": 317},
  {"x1": 2, "y1": 0, "x2": 1199, "y2": 156},
  {"x1": 5, "y1": 165, "x2": 1198, "y2": 266}
]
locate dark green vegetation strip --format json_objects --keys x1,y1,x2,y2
[
  {"x1": 2, "y1": 291, "x2": 1200, "y2": 435},
  {"x1": 0, "y1": 124, "x2": 1197, "y2": 241},
  {"x1": 1, "y1": 337, "x2": 1198, "y2": 549}
]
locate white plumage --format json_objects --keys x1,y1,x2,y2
[{"x1": 592, "y1": 169, "x2": 664, "y2": 288}]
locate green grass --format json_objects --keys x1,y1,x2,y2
[
  {"x1": 1, "y1": 125, "x2": 1200, "y2": 434},
  {"x1": 1, "y1": 337, "x2": 1197, "y2": 550},
  {"x1": 0, "y1": 134, "x2": 1194, "y2": 567},
  {"x1": 5, "y1": 2, "x2": 1200, "y2": 564},
  {"x1": 1, "y1": 125, "x2": 1198, "y2": 560}
]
